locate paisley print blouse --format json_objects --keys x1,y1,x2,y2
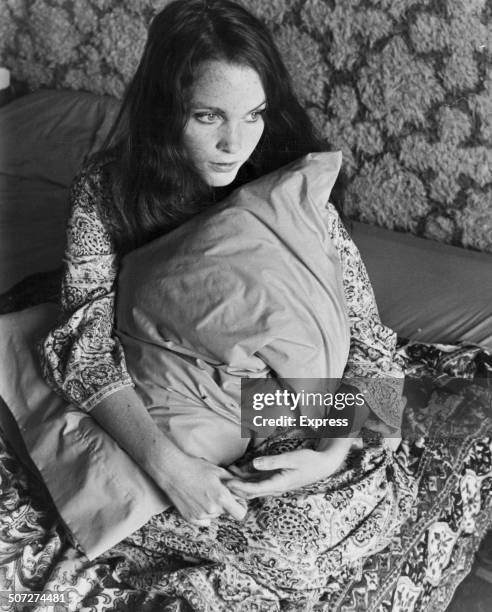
[{"x1": 39, "y1": 159, "x2": 404, "y2": 429}]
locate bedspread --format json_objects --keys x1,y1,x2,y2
[{"x1": 1, "y1": 342, "x2": 492, "y2": 611}]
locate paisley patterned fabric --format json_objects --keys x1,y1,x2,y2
[
  {"x1": 39, "y1": 157, "x2": 403, "y2": 431},
  {"x1": 1, "y1": 343, "x2": 491, "y2": 611},
  {"x1": 37, "y1": 160, "x2": 134, "y2": 411}
]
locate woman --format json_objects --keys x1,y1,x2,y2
[{"x1": 39, "y1": 0, "x2": 404, "y2": 535}]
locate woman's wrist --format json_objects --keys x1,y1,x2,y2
[{"x1": 141, "y1": 432, "x2": 185, "y2": 485}]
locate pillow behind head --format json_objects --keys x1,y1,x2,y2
[
  {"x1": 0, "y1": 90, "x2": 119, "y2": 187},
  {"x1": 0, "y1": 90, "x2": 119, "y2": 291}
]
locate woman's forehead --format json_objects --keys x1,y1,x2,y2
[{"x1": 189, "y1": 60, "x2": 266, "y2": 110}]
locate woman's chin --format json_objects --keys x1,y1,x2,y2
[{"x1": 204, "y1": 168, "x2": 240, "y2": 187}]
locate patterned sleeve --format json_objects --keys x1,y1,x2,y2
[
  {"x1": 38, "y1": 162, "x2": 134, "y2": 412},
  {"x1": 325, "y1": 202, "x2": 405, "y2": 432}
]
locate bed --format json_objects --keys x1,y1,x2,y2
[{"x1": 0, "y1": 90, "x2": 492, "y2": 611}]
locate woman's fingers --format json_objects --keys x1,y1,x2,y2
[
  {"x1": 227, "y1": 471, "x2": 289, "y2": 499},
  {"x1": 215, "y1": 466, "x2": 235, "y2": 480},
  {"x1": 253, "y1": 453, "x2": 295, "y2": 471},
  {"x1": 176, "y1": 466, "x2": 248, "y2": 522},
  {"x1": 183, "y1": 494, "x2": 246, "y2": 524},
  {"x1": 188, "y1": 517, "x2": 213, "y2": 527},
  {"x1": 228, "y1": 463, "x2": 263, "y2": 480},
  {"x1": 228, "y1": 464, "x2": 249, "y2": 476},
  {"x1": 220, "y1": 490, "x2": 248, "y2": 520}
]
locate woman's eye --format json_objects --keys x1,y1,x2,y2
[
  {"x1": 195, "y1": 113, "x2": 219, "y2": 124},
  {"x1": 194, "y1": 109, "x2": 266, "y2": 124},
  {"x1": 247, "y1": 110, "x2": 265, "y2": 123}
]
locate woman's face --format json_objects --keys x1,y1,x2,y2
[{"x1": 183, "y1": 60, "x2": 267, "y2": 187}]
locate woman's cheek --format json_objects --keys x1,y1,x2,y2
[
  {"x1": 183, "y1": 123, "x2": 213, "y2": 162},
  {"x1": 249, "y1": 121, "x2": 265, "y2": 152}
]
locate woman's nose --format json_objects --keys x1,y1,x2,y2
[{"x1": 217, "y1": 122, "x2": 242, "y2": 154}]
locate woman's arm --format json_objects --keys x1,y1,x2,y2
[
  {"x1": 92, "y1": 387, "x2": 247, "y2": 524},
  {"x1": 38, "y1": 163, "x2": 134, "y2": 410}
]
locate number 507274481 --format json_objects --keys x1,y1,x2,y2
[{"x1": 0, "y1": 591, "x2": 67, "y2": 608}]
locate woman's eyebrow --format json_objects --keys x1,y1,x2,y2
[{"x1": 190, "y1": 100, "x2": 267, "y2": 112}]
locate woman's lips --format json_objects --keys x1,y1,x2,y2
[{"x1": 209, "y1": 161, "x2": 239, "y2": 172}]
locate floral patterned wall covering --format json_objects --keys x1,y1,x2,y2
[{"x1": 2, "y1": 0, "x2": 491, "y2": 252}]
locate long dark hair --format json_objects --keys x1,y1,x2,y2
[{"x1": 102, "y1": 0, "x2": 341, "y2": 253}]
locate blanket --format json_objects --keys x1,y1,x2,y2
[{"x1": 1, "y1": 339, "x2": 492, "y2": 611}]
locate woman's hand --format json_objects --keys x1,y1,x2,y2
[
  {"x1": 157, "y1": 451, "x2": 247, "y2": 526},
  {"x1": 226, "y1": 438, "x2": 353, "y2": 499}
]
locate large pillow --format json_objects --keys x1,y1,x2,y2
[
  {"x1": 117, "y1": 152, "x2": 350, "y2": 464},
  {"x1": 0, "y1": 90, "x2": 119, "y2": 187},
  {"x1": 0, "y1": 175, "x2": 67, "y2": 292},
  {"x1": 0, "y1": 90, "x2": 119, "y2": 291}
]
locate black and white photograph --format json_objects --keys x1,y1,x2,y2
[{"x1": 0, "y1": 0, "x2": 491, "y2": 610}]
